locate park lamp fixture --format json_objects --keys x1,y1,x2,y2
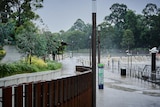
[
  {"x1": 149, "y1": 47, "x2": 159, "y2": 54},
  {"x1": 98, "y1": 25, "x2": 101, "y2": 32}
]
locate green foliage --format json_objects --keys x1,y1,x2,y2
[
  {"x1": 15, "y1": 21, "x2": 47, "y2": 57},
  {"x1": 103, "y1": 3, "x2": 160, "y2": 49},
  {"x1": 121, "y1": 29, "x2": 135, "y2": 49},
  {"x1": 0, "y1": 49, "x2": 6, "y2": 60},
  {"x1": 0, "y1": 0, "x2": 43, "y2": 26},
  {"x1": 0, "y1": 20, "x2": 16, "y2": 46},
  {"x1": 69, "y1": 19, "x2": 86, "y2": 31},
  {"x1": 0, "y1": 59, "x2": 62, "y2": 78},
  {"x1": 64, "y1": 30, "x2": 86, "y2": 50},
  {"x1": 106, "y1": 3, "x2": 127, "y2": 29},
  {"x1": 15, "y1": 21, "x2": 37, "y2": 35},
  {"x1": 44, "y1": 31, "x2": 59, "y2": 55},
  {"x1": 24, "y1": 56, "x2": 47, "y2": 70},
  {"x1": 46, "y1": 61, "x2": 62, "y2": 70},
  {"x1": 0, "y1": 0, "x2": 43, "y2": 42},
  {"x1": 15, "y1": 23, "x2": 66, "y2": 59},
  {"x1": 0, "y1": 62, "x2": 38, "y2": 78}
]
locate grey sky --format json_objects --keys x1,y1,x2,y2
[{"x1": 35, "y1": 0, "x2": 160, "y2": 33}]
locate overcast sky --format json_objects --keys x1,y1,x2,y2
[{"x1": 35, "y1": 0, "x2": 160, "y2": 33}]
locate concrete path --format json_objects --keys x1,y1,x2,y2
[
  {"x1": 0, "y1": 45, "x2": 22, "y2": 63},
  {"x1": 61, "y1": 57, "x2": 160, "y2": 107}
]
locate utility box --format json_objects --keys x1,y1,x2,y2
[{"x1": 98, "y1": 64, "x2": 104, "y2": 89}]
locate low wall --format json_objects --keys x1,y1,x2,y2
[{"x1": 0, "y1": 69, "x2": 62, "y2": 87}]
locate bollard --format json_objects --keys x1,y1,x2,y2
[
  {"x1": 98, "y1": 64, "x2": 104, "y2": 89},
  {"x1": 149, "y1": 47, "x2": 158, "y2": 80},
  {"x1": 121, "y1": 67, "x2": 126, "y2": 76},
  {"x1": 151, "y1": 53, "x2": 156, "y2": 80}
]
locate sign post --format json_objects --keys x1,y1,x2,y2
[{"x1": 98, "y1": 63, "x2": 104, "y2": 89}]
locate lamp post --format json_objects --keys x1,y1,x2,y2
[
  {"x1": 98, "y1": 25, "x2": 101, "y2": 64},
  {"x1": 127, "y1": 51, "x2": 132, "y2": 76},
  {"x1": 92, "y1": 0, "x2": 97, "y2": 107},
  {"x1": 89, "y1": 36, "x2": 92, "y2": 67},
  {"x1": 0, "y1": 12, "x2": 1, "y2": 23},
  {"x1": 72, "y1": 41, "x2": 74, "y2": 57}
]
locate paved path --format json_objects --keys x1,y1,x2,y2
[
  {"x1": 0, "y1": 45, "x2": 22, "y2": 63},
  {"x1": 61, "y1": 57, "x2": 160, "y2": 107},
  {"x1": 97, "y1": 71, "x2": 160, "y2": 107}
]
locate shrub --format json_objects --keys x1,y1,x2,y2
[
  {"x1": 0, "y1": 49, "x2": 6, "y2": 60},
  {"x1": 0, "y1": 56, "x2": 62, "y2": 78},
  {"x1": 46, "y1": 61, "x2": 62, "y2": 70},
  {"x1": 15, "y1": 62, "x2": 39, "y2": 73},
  {"x1": 0, "y1": 62, "x2": 39, "y2": 77},
  {"x1": 24, "y1": 56, "x2": 47, "y2": 70}
]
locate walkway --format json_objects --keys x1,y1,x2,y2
[
  {"x1": 0, "y1": 45, "x2": 22, "y2": 63},
  {"x1": 61, "y1": 57, "x2": 160, "y2": 107}
]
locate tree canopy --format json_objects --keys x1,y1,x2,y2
[{"x1": 0, "y1": 2, "x2": 160, "y2": 57}]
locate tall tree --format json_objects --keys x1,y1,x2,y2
[
  {"x1": 44, "y1": 31, "x2": 59, "y2": 60},
  {"x1": 104, "y1": 3, "x2": 128, "y2": 49},
  {"x1": 0, "y1": 0, "x2": 15, "y2": 23},
  {"x1": 98, "y1": 22, "x2": 114, "y2": 49},
  {"x1": 0, "y1": 0, "x2": 43, "y2": 42},
  {"x1": 105, "y1": 3, "x2": 127, "y2": 29},
  {"x1": 0, "y1": 20, "x2": 15, "y2": 46},
  {"x1": 69, "y1": 19, "x2": 86, "y2": 31},
  {"x1": 0, "y1": 0, "x2": 43, "y2": 24},
  {"x1": 124, "y1": 10, "x2": 141, "y2": 48},
  {"x1": 65, "y1": 30, "x2": 85, "y2": 50},
  {"x1": 121, "y1": 29, "x2": 135, "y2": 49},
  {"x1": 142, "y1": 3, "x2": 160, "y2": 48},
  {"x1": 11, "y1": 0, "x2": 43, "y2": 27}
]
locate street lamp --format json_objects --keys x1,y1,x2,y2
[
  {"x1": 98, "y1": 25, "x2": 101, "y2": 64},
  {"x1": 72, "y1": 41, "x2": 74, "y2": 57},
  {"x1": 92, "y1": 0, "x2": 97, "y2": 107},
  {"x1": 127, "y1": 51, "x2": 132, "y2": 76},
  {"x1": 89, "y1": 36, "x2": 92, "y2": 67},
  {"x1": 0, "y1": 13, "x2": 1, "y2": 23}
]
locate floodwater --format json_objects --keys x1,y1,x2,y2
[
  {"x1": 1, "y1": 47, "x2": 160, "y2": 107},
  {"x1": 61, "y1": 56, "x2": 160, "y2": 107},
  {"x1": 97, "y1": 87, "x2": 160, "y2": 107}
]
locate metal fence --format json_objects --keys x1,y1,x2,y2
[
  {"x1": 0, "y1": 71, "x2": 92, "y2": 107},
  {"x1": 109, "y1": 58, "x2": 160, "y2": 86}
]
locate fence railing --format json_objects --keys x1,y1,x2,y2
[{"x1": 0, "y1": 71, "x2": 92, "y2": 107}]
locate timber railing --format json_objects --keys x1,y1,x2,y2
[{"x1": 0, "y1": 67, "x2": 92, "y2": 107}]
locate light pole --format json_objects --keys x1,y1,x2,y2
[
  {"x1": 98, "y1": 25, "x2": 101, "y2": 64},
  {"x1": 0, "y1": 12, "x2": 2, "y2": 23},
  {"x1": 72, "y1": 41, "x2": 74, "y2": 57},
  {"x1": 89, "y1": 36, "x2": 92, "y2": 67},
  {"x1": 92, "y1": 0, "x2": 97, "y2": 107}
]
